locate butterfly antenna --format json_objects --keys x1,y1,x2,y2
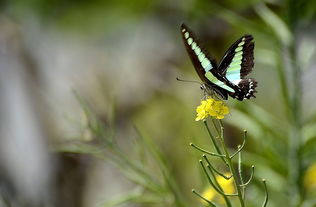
[{"x1": 176, "y1": 77, "x2": 202, "y2": 85}]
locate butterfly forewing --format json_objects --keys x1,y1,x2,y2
[
  {"x1": 180, "y1": 24, "x2": 217, "y2": 83},
  {"x1": 180, "y1": 24, "x2": 235, "y2": 98}
]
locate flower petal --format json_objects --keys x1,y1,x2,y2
[{"x1": 195, "y1": 98, "x2": 229, "y2": 121}]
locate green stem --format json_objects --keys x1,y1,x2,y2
[
  {"x1": 204, "y1": 156, "x2": 232, "y2": 180},
  {"x1": 190, "y1": 143, "x2": 226, "y2": 157},
  {"x1": 218, "y1": 121, "x2": 245, "y2": 207},
  {"x1": 200, "y1": 161, "x2": 237, "y2": 197},
  {"x1": 204, "y1": 121, "x2": 228, "y2": 165},
  {"x1": 203, "y1": 155, "x2": 233, "y2": 207},
  {"x1": 261, "y1": 180, "x2": 269, "y2": 207},
  {"x1": 192, "y1": 189, "x2": 217, "y2": 207},
  {"x1": 288, "y1": 40, "x2": 303, "y2": 207},
  {"x1": 238, "y1": 146, "x2": 245, "y2": 199},
  {"x1": 230, "y1": 130, "x2": 247, "y2": 159},
  {"x1": 287, "y1": 1, "x2": 303, "y2": 204},
  {"x1": 285, "y1": 0, "x2": 306, "y2": 205},
  {"x1": 211, "y1": 119, "x2": 221, "y2": 135},
  {"x1": 239, "y1": 166, "x2": 255, "y2": 187}
]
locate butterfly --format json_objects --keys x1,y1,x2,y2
[{"x1": 180, "y1": 23, "x2": 257, "y2": 101}]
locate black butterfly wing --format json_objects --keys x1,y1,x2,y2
[
  {"x1": 181, "y1": 24, "x2": 235, "y2": 99},
  {"x1": 180, "y1": 24, "x2": 217, "y2": 83},
  {"x1": 217, "y1": 35, "x2": 254, "y2": 80},
  {"x1": 217, "y1": 35, "x2": 257, "y2": 100}
]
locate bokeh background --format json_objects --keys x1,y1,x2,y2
[{"x1": 0, "y1": 0, "x2": 316, "y2": 207}]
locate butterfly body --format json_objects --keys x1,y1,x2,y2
[{"x1": 180, "y1": 24, "x2": 257, "y2": 100}]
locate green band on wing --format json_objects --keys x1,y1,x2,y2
[
  {"x1": 194, "y1": 47, "x2": 201, "y2": 55},
  {"x1": 188, "y1": 38, "x2": 193, "y2": 45},
  {"x1": 230, "y1": 60, "x2": 242, "y2": 67},
  {"x1": 235, "y1": 51, "x2": 243, "y2": 58},
  {"x1": 192, "y1": 42, "x2": 197, "y2": 50},
  {"x1": 226, "y1": 69, "x2": 240, "y2": 75},
  {"x1": 198, "y1": 53, "x2": 205, "y2": 62},
  {"x1": 205, "y1": 72, "x2": 234, "y2": 92},
  {"x1": 201, "y1": 59, "x2": 212, "y2": 71},
  {"x1": 232, "y1": 55, "x2": 242, "y2": 62},
  {"x1": 184, "y1": 32, "x2": 189, "y2": 39},
  {"x1": 227, "y1": 64, "x2": 241, "y2": 71},
  {"x1": 188, "y1": 39, "x2": 213, "y2": 72},
  {"x1": 226, "y1": 73, "x2": 240, "y2": 81},
  {"x1": 225, "y1": 41, "x2": 245, "y2": 82},
  {"x1": 238, "y1": 41, "x2": 245, "y2": 47},
  {"x1": 235, "y1": 46, "x2": 243, "y2": 52}
]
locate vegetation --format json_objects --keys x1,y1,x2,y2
[{"x1": 1, "y1": 0, "x2": 316, "y2": 207}]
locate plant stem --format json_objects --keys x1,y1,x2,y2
[
  {"x1": 238, "y1": 146, "x2": 245, "y2": 199},
  {"x1": 192, "y1": 189, "x2": 217, "y2": 207},
  {"x1": 209, "y1": 169, "x2": 233, "y2": 207},
  {"x1": 218, "y1": 120, "x2": 245, "y2": 207},
  {"x1": 204, "y1": 121, "x2": 228, "y2": 165},
  {"x1": 288, "y1": 39, "x2": 303, "y2": 207},
  {"x1": 203, "y1": 156, "x2": 232, "y2": 207},
  {"x1": 287, "y1": 1, "x2": 303, "y2": 205}
]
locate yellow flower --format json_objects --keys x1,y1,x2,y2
[
  {"x1": 201, "y1": 173, "x2": 235, "y2": 204},
  {"x1": 195, "y1": 98, "x2": 229, "y2": 121},
  {"x1": 304, "y1": 163, "x2": 316, "y2": 191}
]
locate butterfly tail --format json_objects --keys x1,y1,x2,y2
[{"x1": 237, "y1": 78, "x2": 257, "y2": 99}]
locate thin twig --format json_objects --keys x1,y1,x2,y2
[
  {"x1": 190, "y1": 143, "x2": 226, "y2": 157},
  {"x1": 203, "y1": 155, "x2": 232, "y2": 180},
  {"x1": 204, "y1": 121, "x2": 228, "y2": 165},
  {"x1": 211, "y1": 119, "x2": 221, "y2": 135},
  {"x1": 202, "y1": 155, "x2": 233, "y2": 207},
  {"x1": 200, "y1": 160, "x2": 238, "y2": 197},
  {"x1": 239, "y1": 165, "x2": 255, "y2": 187},
  {"x1": 217, "y1": 121, "x2": 245, "y2": 207},
  {"x1": 192, "y1": 189, "x2": 217, "y2": 207},
  {"x1": 262, "y1": 179, "x2": 268, "y2": 207},
  {"x1": 230, "y1": 130, "x2": 247, "y2": 159},
  {"x1": 238, "y1": 145, "x2": 245, "y2": 198}
]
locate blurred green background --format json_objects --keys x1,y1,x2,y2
[{"x1": 0, "y1": 0, "x2": 316, "y2": 207}]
